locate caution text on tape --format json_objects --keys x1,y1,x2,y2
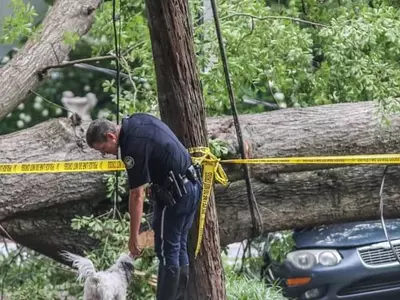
[
  {"x1": 221, "y1": 154, "x2": 400, "y2": 165},
  {"x1": 189, "y1": 147, "x2": 229, "y2": 257},
  {"x1": 3, "y1": 152, "x2": 400, "y2": 257},
  {"x1": 3, "y1": 153, "x2": 400, "y2": 175},
  {"x1": 194, "y1": 162, "x2": 215, "y2": 257},
  {"x1": 0, "y1": 160, "x2": 125, "y2": 174}
]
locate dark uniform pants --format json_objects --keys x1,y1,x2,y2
[{"x1": 152, "y1": 180, "x2": 201, "y2": 267}]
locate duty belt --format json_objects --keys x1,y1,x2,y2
[
  {"x1": 183, "y1": 165, "x2": 200, "y2": 182},
  {"x1": 150, "y1": 164, "x2": 202, "y2": 207}
]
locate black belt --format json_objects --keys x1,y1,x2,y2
[
  {"x1": 170, "y1": 166, "x2": 197, "y2": 188},
  {"x1": 149, "y1": 165, "x2": 200, "y2": 207}
]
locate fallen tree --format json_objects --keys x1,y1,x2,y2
[{"x1": 2, "y1": 101, "x2": 400, "y2": 262}]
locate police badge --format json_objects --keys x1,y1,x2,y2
[{"x1": 123, "y1": 156, "x2": 135, "y2": 169}]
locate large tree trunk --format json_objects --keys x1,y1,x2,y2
[
  {"x1": 2, "y1": 101, "x2": 400, "y2": 263},
  {"x1": 0, "y1": 0, "x2": 101, "y2": 120},
  {"x1": 144, "y1": 0, "x2": 226, "y2": 299}
]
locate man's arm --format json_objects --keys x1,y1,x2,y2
[{"x1": 128, "y1": 184, "x2": 146, "y2": 256}]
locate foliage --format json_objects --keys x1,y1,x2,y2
[
  {"x1": 265, "y1": 232, "x2": 295, "y2": 263},
  {"x1": 63, "y1": 31, "x2": 81, "y2": 50},
  {"x1": 222, "y1": 241, "x2": 288, "y2": 300},
  {"x1": 3, "y1": 0, "x2": 400, "y2": 133},
  {"x1": 195, "y1": 0, "x2": 400, "y2": 115},
  {"x1": 0, "y1": 211, "x2": 157, "y2": 299},
  {"x1": 40, "y1": 0, "x2": 400, "y2": 122},
  {"x1": 0, "y1": 247, "x2": 80, "y2": 300},
  {"x1": 104, "y1": 171, "x2": 129, "y2": 203},
  {"x1": 88, "y1": 0, "x2": 158, "y2": 120},
  {"x1": 0, "y1": 0, "x2": 38, "y2": 44},
  {"x1": 225, "y1": 266, "x2": 287, "y2": 300},
  {"x1": 209, "y1": 138, "x2": 230, "y2": 158},
  {"x1": 311, "y1": 6, "x2": 400, "y2": 108}
]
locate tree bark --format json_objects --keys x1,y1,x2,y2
[
  {"x1": 0, "y1": 118, "x2": 108, "y2": 262},
  {"x1": 0, "y1": 0, "x2": 101, "y2": 120},
  {"x1": 1, "y1": 101, "x2": 400, "y2": 262},
  {"x1": 144, "y1": 0, "x2": 226, "y2": 299}
]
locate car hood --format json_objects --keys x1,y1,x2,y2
[{"x1": 294, "y1": 219, "x2": 400, "y2": 249}]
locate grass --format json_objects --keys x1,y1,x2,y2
[{"x1": 225, "y1": 266, "x2": 287, "y2": 300}]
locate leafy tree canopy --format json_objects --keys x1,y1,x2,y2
[{"x1": 2, "y1": 0, "x2": 400, "y2": 133}]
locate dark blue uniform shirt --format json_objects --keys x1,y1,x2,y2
[{"x1": 118, "y1": 113, "x2": 192, "y2": 189}]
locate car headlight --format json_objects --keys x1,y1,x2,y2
[
  {"x1": 318, "y1": 251, "x2": 339, "y2": 266},
  {"x1": 287, "y1": 249, "x2": 342, "y2": 270},
  {"x1": 289, "y1": 252, "x2": 316, "y2": 270}
]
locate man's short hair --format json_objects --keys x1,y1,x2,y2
[{"x1": 86, "y1": 119, "x2": 118, "y2": 147}]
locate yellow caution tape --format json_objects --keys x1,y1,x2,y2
[
  {"x1": 3, "y1": 153, "x2": 400, "y2": 175},
  {"x1": 190, "y1": 147, "x2": 229, "y2": 186},
  {"x1": 187, "y1": 150, "x2": 400, "y2": 257},
  {"x1": 4, "y1": 151, "x2": 400, "y2": 258},
  {"x1": 0, "y1": 160, "x2": 124, "y2": 174},
  {"x1": 188, "y1": 147, "x2": 229, "y2": 257},
  {"x1": 221, "y1": 153, "x2": 400, "y2": 165}
]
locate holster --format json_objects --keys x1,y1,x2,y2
[
  {"x1": 186, "y1": 164, "x2": 201, "y2": 184},
  {"x1": 151, "y1": 184, "x2": 176, "y2": 207},
  {"x1": 151, "y1": 165, "x2": 202, "y2": 208}
]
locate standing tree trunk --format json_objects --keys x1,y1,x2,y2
[{"x1": 144, "y1": 0, "x2": 226, "y2": 299}]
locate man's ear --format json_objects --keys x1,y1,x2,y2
[{"x1": 105, "y1": 132, "x2": 116, "y2": 141}]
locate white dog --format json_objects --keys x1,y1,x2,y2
[{"x1": 61, "y1": 251, "x2": 134, "y2": 300}]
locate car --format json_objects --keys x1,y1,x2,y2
[{"x1": 267, "y1": 218, "x2": 400, "y2": 300}]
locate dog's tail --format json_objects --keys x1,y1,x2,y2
[{"x1": 61, "y1": 251, "x2": 96, "y2": 282}]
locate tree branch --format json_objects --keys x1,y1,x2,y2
[
  {"x1": 40, "y1": 55, "x2": 115, "y2": 75},
  {"x1": 72, "y1": 63, "x2": 148, "y2": 84},
  {"x1": 222, "y1": 13, "x2": 329, "y2": 28},
  {"x1": 0, "y1": 0, "x2": 102, "y2": 121}
]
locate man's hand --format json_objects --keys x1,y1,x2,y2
[{"x1": 129, "y1": 235, "x2": 142, "y2": 257}]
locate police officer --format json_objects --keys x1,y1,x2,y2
[{"x1": 85, "y1": 113, "x2": 202, "y2": 300}]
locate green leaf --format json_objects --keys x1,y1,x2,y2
[{"x1": 63, "y1": 31, "x2": 80, "y2": 50}]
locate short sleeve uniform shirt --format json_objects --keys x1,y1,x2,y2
[{"x1": 118, "y1": 113, "x2": 192, "y2": 189}]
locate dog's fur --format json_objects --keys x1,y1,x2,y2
[{"x1": 61, "y1": 251, "x2": 134, "y2": 300}]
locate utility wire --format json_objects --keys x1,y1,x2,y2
[
  {"x1": 112, "y1": 0, "x2": 122, "y2": 216},
  {"x1": 379, "y1": 166, "x2": 400, "y2": 263},
  {"x1": 209, "y1": 0, "x2": 263, "y2": 237}
]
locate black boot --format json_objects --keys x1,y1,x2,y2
[
  {"x1": 156, "y1": 265, "x2": 180, "y2": 300},
  {"x1": 156, "y1": 264, "x2": 165, "y2": 300},
  {"x1": 175, "y1": 265, "x2": 189, "y2": 300}
]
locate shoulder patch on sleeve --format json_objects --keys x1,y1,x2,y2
[{"x1": 123, "y1": 156, "x2": 135, "y2": 169}]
